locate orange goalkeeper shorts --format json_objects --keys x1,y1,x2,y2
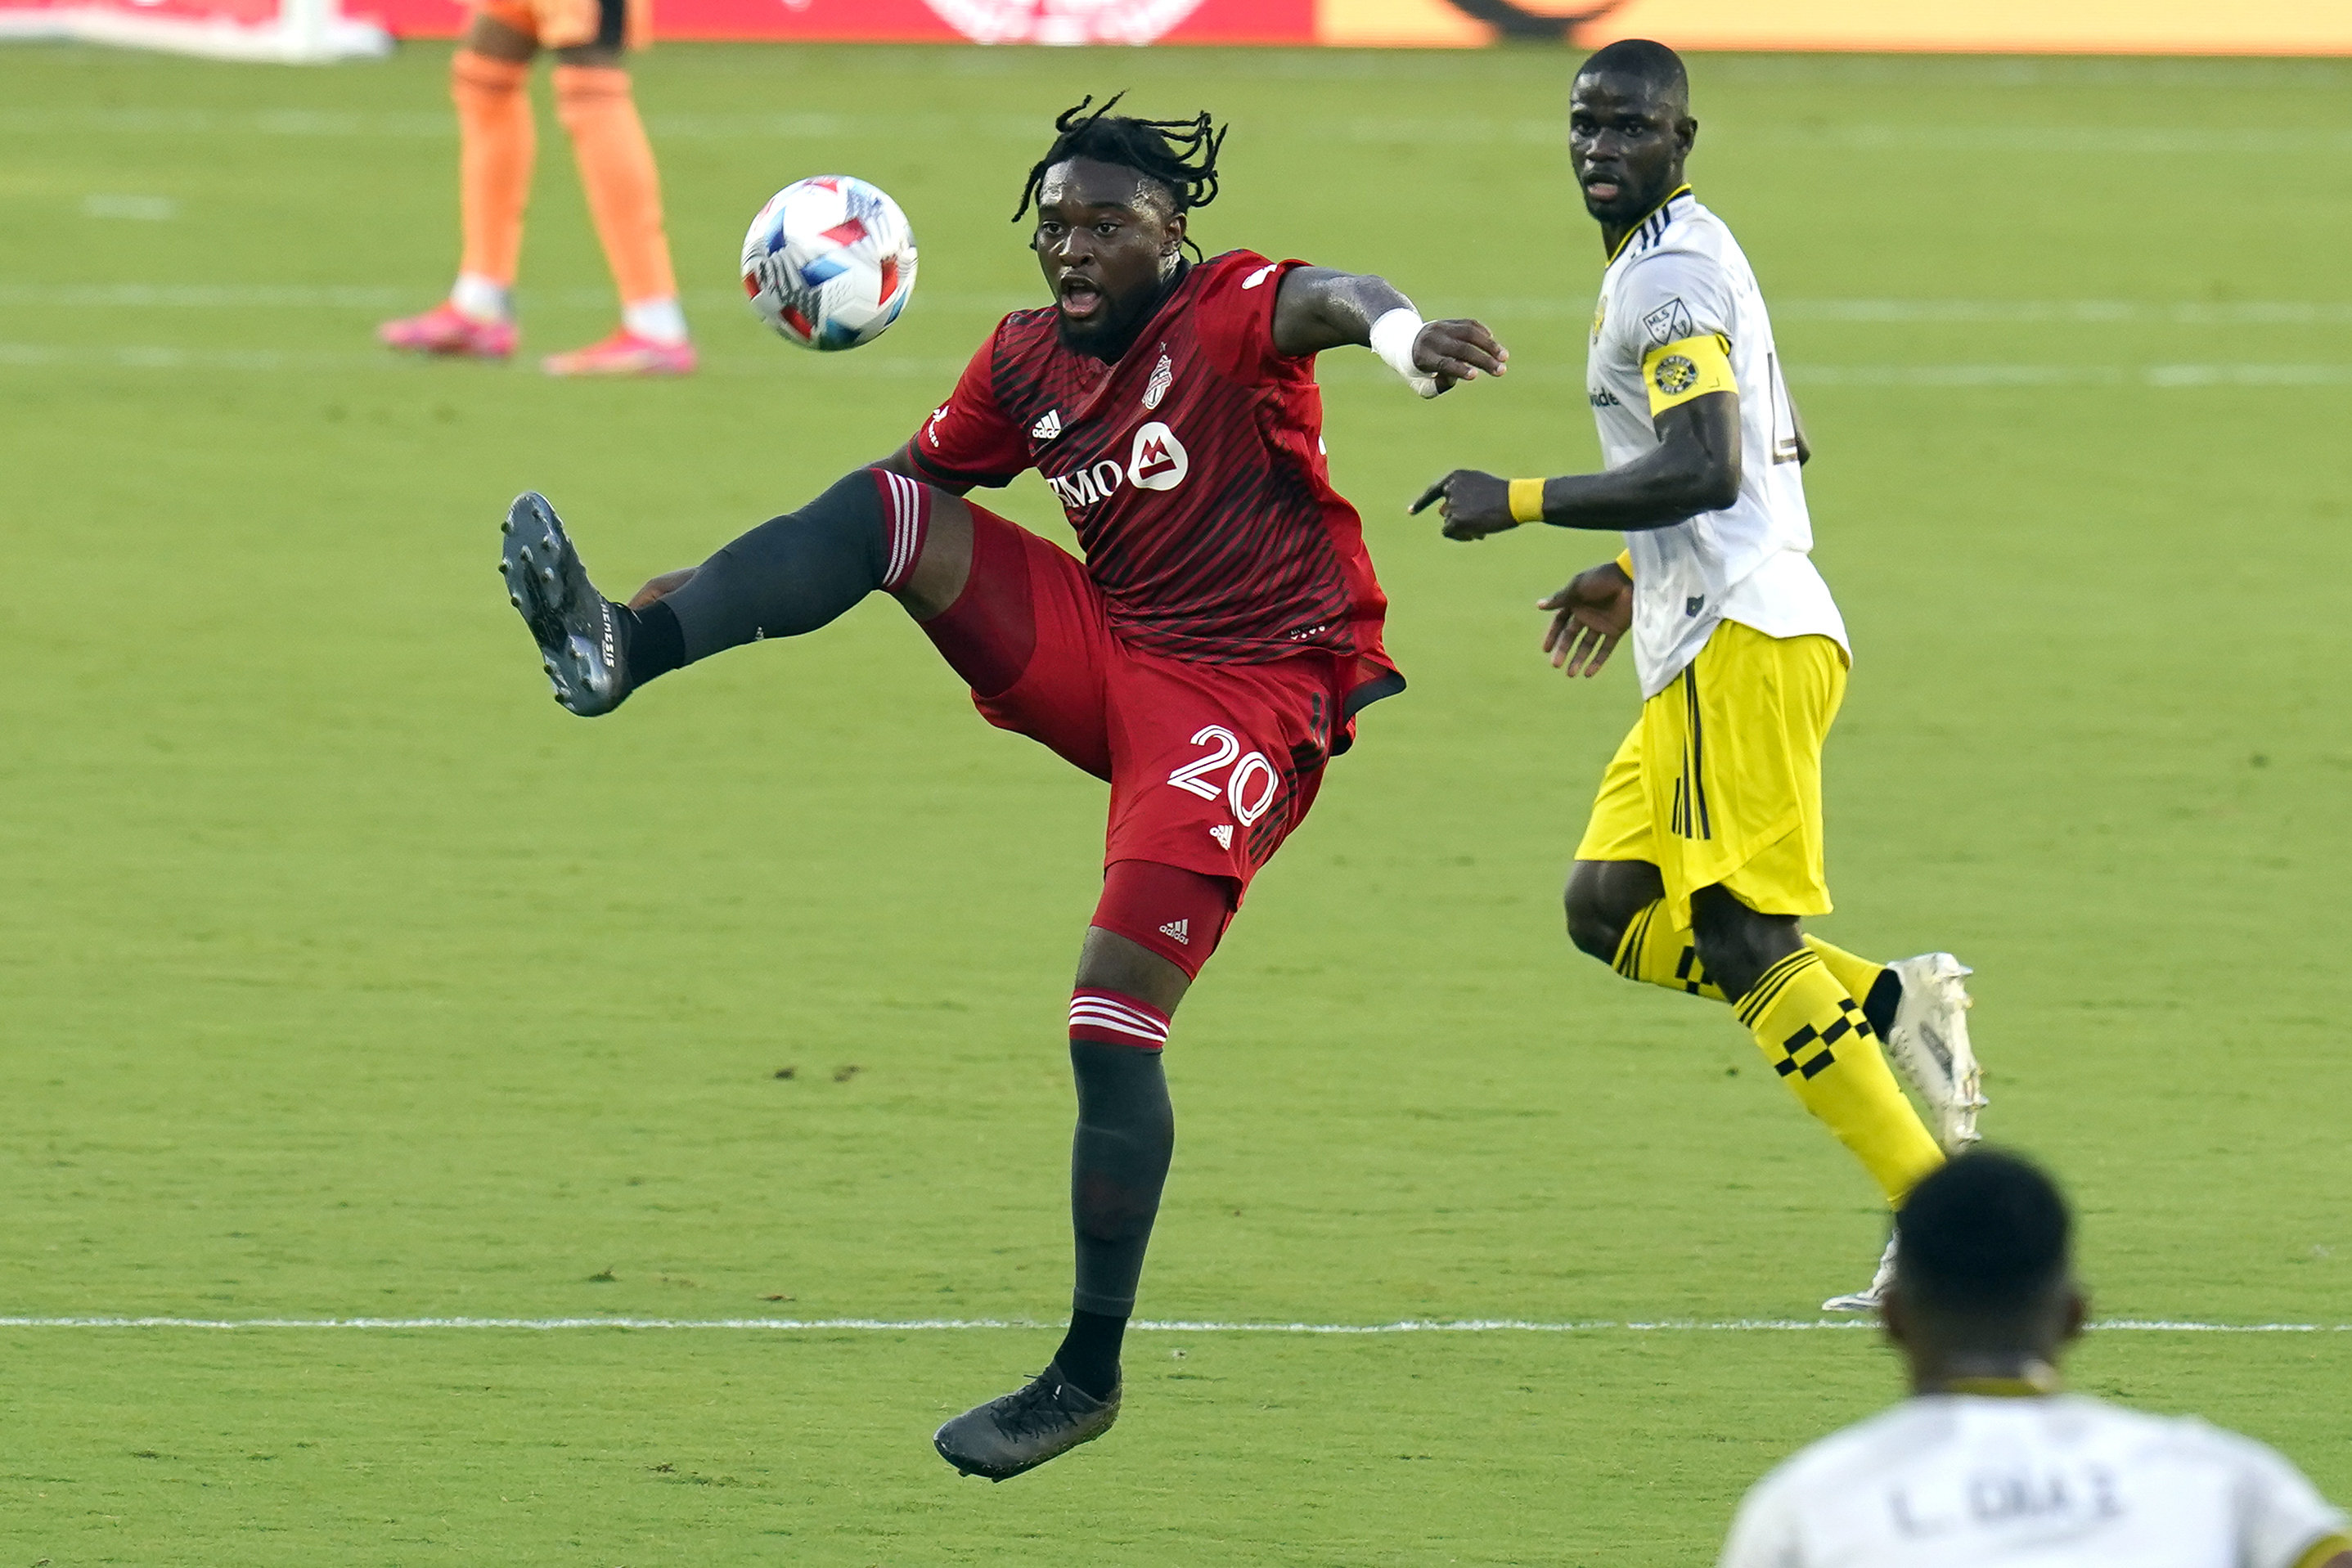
[{"x1": 474, "y1": 0, "x2": 646, "y2": 51}]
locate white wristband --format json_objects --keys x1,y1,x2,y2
[{"x1": 1369, "y1": 307, "x2": 1441, "y2": 399}]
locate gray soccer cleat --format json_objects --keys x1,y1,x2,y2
[
  {"x1": 1883, "y1": 953, "x2": 1986, "y2": 1153},
  {"x1": 933, "y1": 1363, "x2": 1120, "y2": 1481},
  {"x1": 1824, "y1": 1234, "x2": 1898, "y2": 1314},
  {"x1": 500, "y1": 491, "x2": 629, "y2": 716}
]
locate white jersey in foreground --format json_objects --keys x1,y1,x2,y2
[
  {"x1": 1586, "y1": 187, "x2": 1845, "y2": 699},
  {"x1": 1720, "y1": 1391, "x2": 2350, "y2": 1568}
]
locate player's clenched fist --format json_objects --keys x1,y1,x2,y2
[
  {"x1": 1409, "y1": 468, "x2": 1516, "y2": 540},
  {"x1": 1412, "y1": 319, "x2": 1509, "y2": 390}
]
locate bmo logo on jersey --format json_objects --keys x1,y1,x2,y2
[
  {"x1": 1045, "y1": 421, "x2": 1189, "y2": 510},
  {"x1": 1128, "y1": 421, "x2": 1188, "y2": 491}
]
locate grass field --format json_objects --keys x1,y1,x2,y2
[{"x1": 4, "y1": 38, "x2": 2350, "y2": 1566}]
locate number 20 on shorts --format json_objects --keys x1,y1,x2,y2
[{"x1": 1166, "y1": 726, "x2": 1279, "y2": 826}]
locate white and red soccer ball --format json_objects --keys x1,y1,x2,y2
[{"x1": 740, "y1": 176, "x2": 919, "y2": 352}]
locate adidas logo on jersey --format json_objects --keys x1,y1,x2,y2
[
  {"x1": 1209, "y1": 824, "x2": 1233, "y2": 849},
  {"x1": 1031, "y1": 409, "x2": 1063, "y2": 441},
  {"x1": 1158, "y1": 919, "x2": 1190, "y2": 946},
  {"x1": 1143, "y1": 352, "x2": 1174, "y2": 411}
]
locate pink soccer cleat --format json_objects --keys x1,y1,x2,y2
[
  {"x1": 540, "y1": 330, "x2": 697, "y2": 378},
  {"x1": 377, "y1": 303, "x2": 517, "y2": 359}
]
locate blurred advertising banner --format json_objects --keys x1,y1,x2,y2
[
  {"x1": 10, "y1": 0, "x2": 2343, "y2": 52},
  {"x1": 0, "y1": 0, "x2": 389, "y2": 58}
]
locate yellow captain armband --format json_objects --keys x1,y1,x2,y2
[
  {"x1": 1507, "y1": 478, "x2": 1547, "y2": 524},
  {"x1": 1641, "y1": 332, "x2": 1736, "y2": 416},
  {"x1": 2290, "y1": 1534, "x2": 2352, "y2": 1568},
  {"x1": 1613, "y1": 549, "x2": 1634, "y2": 578}
]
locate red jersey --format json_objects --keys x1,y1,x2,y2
[{"x1": 908, "y1": 249, "x2": 1403, "y2": 715}]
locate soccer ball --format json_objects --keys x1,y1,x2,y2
[{"x1": 740, "y1": 175, "x2": 919, "y2": 352}]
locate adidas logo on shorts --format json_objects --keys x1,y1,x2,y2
[
  {"x1": 1209, "y1": 824, "x2": 1233, "y2": 849},
  {"x1": 1158, "y1": 919, "x2": 1189, "y2": 946}
]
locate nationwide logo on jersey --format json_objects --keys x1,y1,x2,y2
[
  {"x1": 1030, "y1": 408, "x2": 1063, "y2": 441},
  {"x1": 1642, "y1": 296, "x2": 1697, "y2": 346},
  {"x1": 1128, "y1": 421, "x2": 1189, "y2": 491},
  {"x1": 1654, "y1": 355, "x2": 1700, "y2": 396},
  {"x1": 1143, "y1": 352, "x2": 1174, "y2": 411}
]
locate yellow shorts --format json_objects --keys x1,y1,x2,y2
[
  {"x1": 475, "y1": 0, "x2": 647, "y2": 51},
  {"x1": 1573, "y1": 621, "x2": 1848, "y2": 926}
]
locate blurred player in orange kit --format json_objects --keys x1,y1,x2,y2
[{"x1": 377, "y1": 0, "x2": 695, "y2": 376}]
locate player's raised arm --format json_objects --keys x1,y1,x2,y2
[
  {"x1": 1269, "y1": 267, "x2": 1506, "y2": 396},
  {"x1": 1410, "y1": 388, "x2": 1739, "y2": 540}
]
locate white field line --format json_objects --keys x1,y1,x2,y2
[
  {"x1": 5, "y1": 341, "x2": 2351, "y2": 391},
  {"x1": 9, "y1": 285, "x2": 2352, "y2": 329},
  {"x1": 7, "y1": 106, "x2": 2352, "y2": 155},
  {"x1": 0, "y1": 1316, "x2": 2343, "y2": 1333}
]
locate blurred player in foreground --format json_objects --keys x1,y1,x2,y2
[
  {"x1": 1720, "y1": 1151, "x2": 2350, "y2": 1568},
  {"x1": 500, "y1": 98, "x2": 1504, "y2": 1478},
  {"x1": 376, "y1": 0, "x2": 693, "y2": 375},
  {"x1": 1414, "y1": 39, "x2": 1982, "y2": 1310}
]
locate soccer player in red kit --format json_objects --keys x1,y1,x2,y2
[{"x1": 500, "y1": 98, "x2": 1506, "y2": 1480}]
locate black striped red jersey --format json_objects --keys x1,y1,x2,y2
[{"x1": 907, "y1": 249, "x2": 1402, "y2": 713}]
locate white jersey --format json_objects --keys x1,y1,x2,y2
[
  {"x1": 1720, "y1": 1392, "x2": 2350, "y2": 1568},
  {"x1": 1586, "y1": 188, "x2": 1846, "y2": 699}
]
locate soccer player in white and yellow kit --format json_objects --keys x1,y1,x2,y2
[
  {"x1": 1721, "y1": 1152, "x2": 2350, "y2": 1568},
  {"x1": 1416, "y1": 39, "x2": 1985, "y2": 1309}
]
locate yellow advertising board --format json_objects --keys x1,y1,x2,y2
[{"x1": 1318, "y1": 0, "x2": 2352, "y2": 54}]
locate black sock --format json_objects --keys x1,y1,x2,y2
[
  {"x1": 623, "y1": 599, "x2": 686, "y2": 685},
  {"x1": 1054, "y1": 1308, "x2": 1127, "y2": 1401},
  {"x1": 1862, "y1": 967, "x2": 1902, "y2": 1040},
  {"x1": 657, "y1": 469, "x2": 891, "y2": 663},
  {"x1": 1062, "y1": 1040, "x2": 1172, "y2": 1398}
]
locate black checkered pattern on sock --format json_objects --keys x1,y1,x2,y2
[{"x1": 1773, "y1": 995, "x2": 1873, "y2": 1079}]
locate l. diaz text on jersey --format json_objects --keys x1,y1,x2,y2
[{"x1": 1046, "y1": 421, "x2": 1189, "y2": 511}]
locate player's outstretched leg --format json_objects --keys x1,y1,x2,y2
[
  {"x1": 1568, "y1": 862, "x2": 1985, "y2": 1150},
  {"x1": 497, "y1": 468, "x2": 944, "y2": 714}
]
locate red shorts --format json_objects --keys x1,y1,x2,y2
[{"x1": 921, "y1": 505, "x2": 1346, "y2": 910}]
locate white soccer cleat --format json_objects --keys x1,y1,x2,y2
[
  {"x1": 1823, "y1": 1234, "x2": 1898, "y2": 1314},
  {"x1": 1883, "y1": 953, "x2": 1986, "y2": 1153}
]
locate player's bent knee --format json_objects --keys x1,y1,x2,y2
[
  {"x1": 1564, "y1": 859, "x2": 1656, "y2": 964},
  {"x1": 1084, "y1": 860, "x2": 1237, "y2": 997}
]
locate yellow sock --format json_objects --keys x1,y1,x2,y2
[
  {"x1": 1610, "y1": 899, "x2": 1725, "y2": 1000},
  {"x1": 1612, "y1": 901, "x2": 1889, "y2": 1018},
  {"x1": 1804, "y1": 937, "x2": 1889, "y2": 1010},
  {"x1": 1734, "y1": 950, "x2": 1943, "y2": 1204}
]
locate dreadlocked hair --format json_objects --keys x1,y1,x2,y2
[{"x1": 1013, "y1": 93, "x2": 1226, "y2": 255}]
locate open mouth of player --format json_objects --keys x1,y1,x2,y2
[
  {"x1": 1582, "y1": 175, "x2": 1622, "y2": 203},
  {"x1": 1057, "y1": 276, "x2": 1105, "y2": 321}
]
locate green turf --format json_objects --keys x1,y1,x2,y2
[{"x1": 3, "y1": 38, "x2": 2350, "y2": 1566}]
